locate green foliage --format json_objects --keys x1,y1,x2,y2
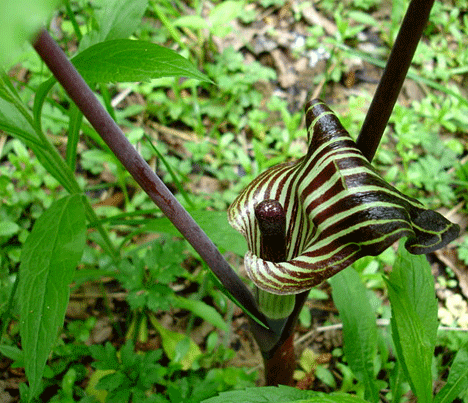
[
  {"x1": 386, "y1": 242, "x2": 439, "y2": 403},
  {"x1": 1, "y1": 0, "x2": 466, "y2": 401},
  {"x1": 174, "y1": 1, "x2": 244, "y2": 38},
  {"x1": 329, "y1": 268, "x2": 379, "y2": 402},
  {"x1": 434, "y1": 340, "x2": 468, "y2": 403},
  {"x1": 89, "y1": 340, "x2": 168, "y2": 402},
  {"x1": 19, "y1": 194, "x2": 87, "y2": 399},
  {"x1": 459, "y1": 237, "x2": 468, "y2": 266},
  {"x1": 326, "y1": 242, "x2": 468, "y2": 402},
  {"x1": 145, "y1": 210, "x2": 247, "y2": 256},
  {"x1": 88, "y1": 339, "x2": 256, "y2": 403},
  {"x1": 117, "y1": 240, "x2": 187, "y2": 312},
  {"x1": 202, "y1": 385, "x2": 369, "y2": 403}
]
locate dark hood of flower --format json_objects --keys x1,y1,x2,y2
[{"x1": 228, "y1": 99, "x2": 459, "y2": 295}]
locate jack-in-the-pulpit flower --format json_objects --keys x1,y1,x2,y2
[{"x1": 228, "y1": 99, "x2": 460, "y2": 295}]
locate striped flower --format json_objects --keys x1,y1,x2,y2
[{"x1": 228, "y1": 99, "x2": 459, "y2": 296}]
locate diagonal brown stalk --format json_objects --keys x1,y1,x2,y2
[{"x1": 31, "y1": 29, "x2": 267, "y2": 328}]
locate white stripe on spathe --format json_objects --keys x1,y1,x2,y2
[{"x1": 228, "y1": 99, "x2": 459, "y2": 295}]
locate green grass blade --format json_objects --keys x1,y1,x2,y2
[
  {"x1": 205, "y1": 270, "x2": 268, "y2": 330},
  {"x1": 329, "y1": 268, "x2": 379, "y2": 403},
  {"x1": 63, "y1": 0, "x2": 82, "y2": 41},
  {"x1": 0, "y1": 90, "x2": 40, "y2": 146},
  {"x1": 434, "y1": 340, "x2": 468, "y2": 403},
  {"x1": 32, "y1": 76, "x2": 56, "y2": 134},
  {"x1": 19, "y1": 195, "x2": 86, "y2": 400},
  {"x1": 143, "y1": 132, "x2": 194, "y2": 208},
  {"x1": 66, "y1": 103, "x2": 83, "y2": 171},
  {"x1": 385, "y1": 240, "x2": 438, "y2": 403},
  {"x1": 151, "y1": 0, "x2": 187, "y2": 51}
]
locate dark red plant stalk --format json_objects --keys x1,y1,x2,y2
[
  {"x1": 31, "y1": 29, "x2": 267, "y2": 327},
  {"x1": 356, "y1": 0, "x2": 436, "y2": 161}
]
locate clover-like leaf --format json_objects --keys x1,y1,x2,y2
[{"x1": 228, "y1": 99, "x2": 459, "y2": 295}]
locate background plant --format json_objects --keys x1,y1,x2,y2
[{"x1": 1, "y1": 0, "x2": 467, "y2": 402}]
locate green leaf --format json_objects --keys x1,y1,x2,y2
[
  {"x1": 0, "y1": 93, "x2": 41, "y2": 147},
  {"x1": 201, "y1": 386, "x2": 369, "y2": 403},
  {"x1": 146, "y1": 210, "x2": 247, "y2": 256},
  {"x1": 329, "y1": 268, "x2": 379, "y2": 403},
  {"x1": 148, "y1": 313, "x2": 201, "y2": 371},
  {"x1": 72, "y1": 39, "x2": 212, "y2": 84},
  {"x1": 0, "y1": 221, "x2": 20, "y2": 237},
  {"x1": 78, "y1": 0, "x2": 148, "y2": 50},
  {"x1": 385, "y1": 240, "x2": 438, "y2": 403},
  {"x1": 208, "y1": 1, "x2": 244, "y2": 37},
  {"x1": 205, "y1": 271, "x2": 268, "y2": 330},
  {"x1": 173, "y1": 296, "x2": 229, "y2": 332},
  {"x1": 19, "y1": 194, "x2": 86, "y2": 400},
  {"x1": 0, "y1": 0, "x2": 60, "y2": 67},
  {"x1": 173, "y1": 15, "x2": 210, "y2": 30},
  {"x1": 0, "y1": 344, "x2": 24, "y2": 362},
  {"x1": 86, "y1": 369, "x2": 116, "y2": 403},
  {"x1": 434, "y1": 340, "x2": 468, "y2": 403}
]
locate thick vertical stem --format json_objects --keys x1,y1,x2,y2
[
  {"x1": 264, "y1": 330, "x2": 296, "y2": 386},
  {"x1": 356, "y1": 0, "x2": 435, "y2": 162}
]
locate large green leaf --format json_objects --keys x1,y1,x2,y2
[
  {"x1": 434, "y1": 340, "x2": 468, "y2": 403},
  {"x1": 201, "y1": 386, "x2": 369, "y2": 403},
  {"x1": 19, "y1": 194, "x2": 86, "y2": 400},
  {"x1": 72, "y1": 39, "x2": 211, "y2": 84},
  {"x1": 32, "y1": 39, "x2": 210, "y2": 135},
  {"x1": 329, "y1": 268, "x2": 379, "y2": 403},
  {"x1": 385, "y1": 241, "x2": 438, "y2": 403}
]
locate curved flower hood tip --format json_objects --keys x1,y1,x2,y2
[{"x1": 228, "y1": 99, "x2": 460, "y2": 295}]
